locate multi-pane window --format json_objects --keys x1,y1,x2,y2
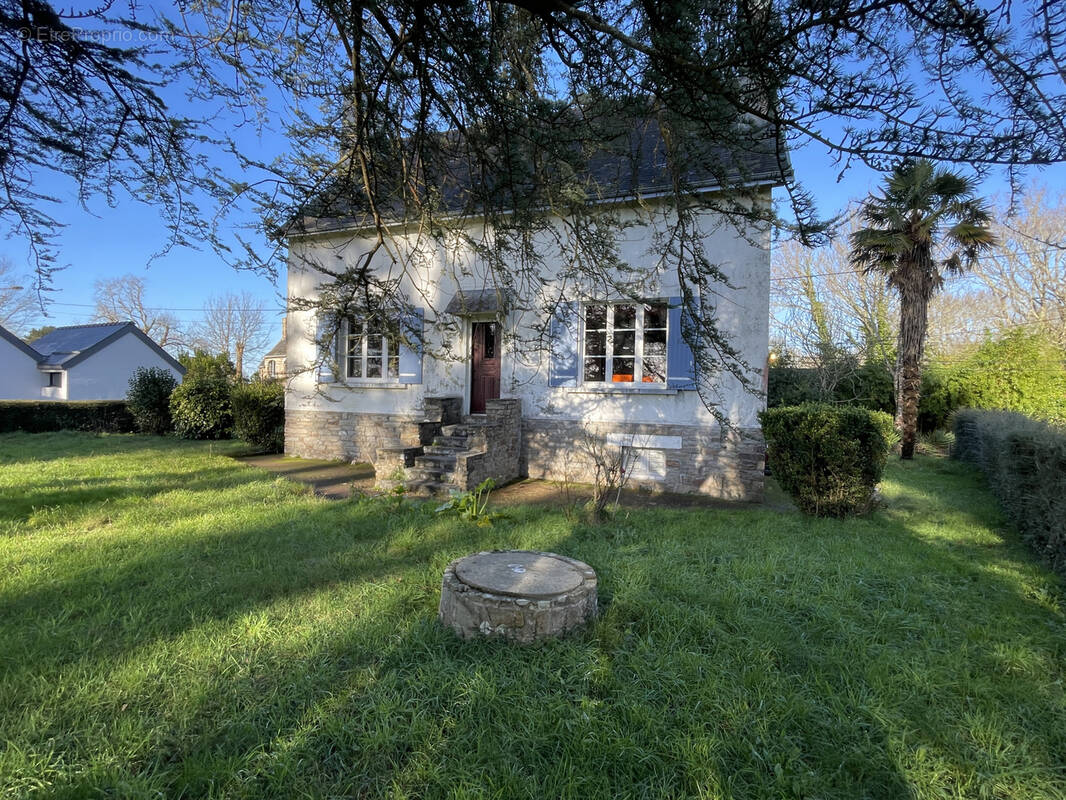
[
  {"x1": 582, "y1": 302, "x2": 668, "y2": 384},
  {"x1": 345, "y1": 318, "x2": 399, "y2": 380}
]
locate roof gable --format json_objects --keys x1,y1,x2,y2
[
  {"x1": 31, "y1": 322, "x2": 186, "y2": 374},
  {"x1": 32, "y1": 323, "x2": 130, "y2": 366},
  {"x1": 0, "y1": 323, "x2": 42, "y2": 362}
]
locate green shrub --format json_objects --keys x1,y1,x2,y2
[
  {"x1": 767, "y1": 365, "x2": 821, "y2": 408},
  {"x1": 0, "y1": 401, "x2": 135, "y2": 433},
  {"x1": 922, "y1": 330, "x2": 1066, "y2": 430},
  {"x1": 169, "y1": 376, "x2": 233, "y2": 439},
  {"x1": 918, "y1": 365, "x2": 974, "y2": 433},
  {"x1": 760, "y1": 403, "x2": 894, "y2": 517},
  {"x1": 126, "y1": 367, "x2": 178, "y2": 435},
  {"x1": 953, "y1": 409, "x2": 1066, "y2": 576},
  {"x1": 178, "y1": 349, "x2": 237, "y2": 381},
  {"x1": 964, "y1": 330, "x2": 1066, "y2": 424},
  {"x1": 231, "y1": 379, "x2": 285, "y2": 452},
  {"x1": 767, "y1": 359, "x2": 894, "y2": 414}
]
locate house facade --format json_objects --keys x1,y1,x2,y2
[
  {"x1": 0, "y1": 322, "x2": 184, "y2": 401},
  {"x1": 283, "y1": 188, "x2": 774, "y2": 500}
]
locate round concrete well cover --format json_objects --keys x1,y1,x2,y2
[{"x1": 454, "y1": 551, "x2": 584, "y2": 599}]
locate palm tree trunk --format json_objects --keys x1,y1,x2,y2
[{"x1": 895, "y1": 263, "x2": 931, "y2": 460}]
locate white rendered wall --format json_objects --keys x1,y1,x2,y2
[
  {"x1": 65, "y1": 332, "x2": 182, "y2": 401},
  {"x1": 0, "y1": 341, "x2": 45, "y2": 400},
  {"x1": 285, "y1": 193, "x2": 771, "y2": 429}
]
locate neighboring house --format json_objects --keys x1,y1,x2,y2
[
  {"x1": 284, "y1": 125, "x2": 784, "y2": 499},
  {"x1": 0, "y1": 322, "x2": 184, "y2": 401},
  {"x1": 258, "y1": 319, "x2": 287, "y2": 379},
  {"x1": 0, "y1": 325, "x2": 48, "y2": 400}
]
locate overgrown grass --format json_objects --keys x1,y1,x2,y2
[{"x1": 1, "y1": 432, "x2": 1064, "y2": 799}]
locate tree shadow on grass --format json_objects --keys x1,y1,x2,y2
[
  {"x1": 5, "y1": 448, "x2": 1065, "y2": 798},
  {"x1": 0, "y1": 466, "x2": 285, "y2": 525},
  {"x1": 20, "y1": 507, "x2": 931, "y2": 799}
]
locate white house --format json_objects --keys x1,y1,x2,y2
[
  {"x1": 283, "y1": 127, "x2": 782, "y2": 500},
  {"x1": 0, "y1": 322, "x2": 184, "y2": 401},
  {"x1": 0, "y1": 325, "x2": 47, "y2": 400}
]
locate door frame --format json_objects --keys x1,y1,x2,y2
[{"x1": 465, "y1": 314, "x2": 502, "y2": 415}]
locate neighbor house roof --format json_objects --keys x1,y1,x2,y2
[
  {"x1": 0, "y1": 323, "x2": 44, "y2": 362},
  {"x1": 31, "y1": 322, "x2": 185, "y2": 374},
  {"x1": 291, "y1": 117, "x2": 790, "y2": 236},
  {"x1": 262, "y1": 338, "x2": 286, "y2": 360}
]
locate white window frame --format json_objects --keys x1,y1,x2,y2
[
  {"x1": 342, "y1": 317, "x2": 400, "y2": 382},
  {"x1": 581, "y1": 301, "x2": 668, "y2": 385}
]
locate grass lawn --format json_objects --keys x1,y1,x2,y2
[{"x1": 1, "y1": 432, "x2": 1064, "y2": 799}]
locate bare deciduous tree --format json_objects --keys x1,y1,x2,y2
[
  {"x1": 0, "y1": 256, "x2": 39, "y2": 335},
  {"x1": 93, "y1": 274, "x2": 183, "y2": 351},
  {"x1": 974, "y1": 185, "x2": 1066, "y2": 349},
  {"x1": 194, "y1": 292, "x2": 271, "y2": 379},
  {"x1": 772, "y1": 211, "x2": 1000, "y2": 371}
]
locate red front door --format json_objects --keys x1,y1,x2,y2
[{"x1": 470, "y1": 321, "x2": 501, "y2": 414}]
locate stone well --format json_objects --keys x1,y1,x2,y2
[{"x1": 438, "y1": 550, "x2": 597, "y2": 643}]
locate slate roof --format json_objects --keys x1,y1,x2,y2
[
  {"x1": 30, "y1": 322, "x2": 185, "y2": 373},
  {"x1": 291, "y1": 118, "x2": 789, "y2": 236},
  {"x1": 263, "y1": 338, "x2": 287, "y2": 360},
  {"x1": 32, "y1": 323, "x2": 131, "y2": 367}
]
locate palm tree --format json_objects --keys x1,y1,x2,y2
[{"x1": 851, "y1": 160, "x2": 996, "y2": 459}]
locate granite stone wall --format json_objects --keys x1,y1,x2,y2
[
  {"x1": 522, "y1": 418, "x2": 765, "y2": 501},
  {"x1": 287, "y1": 405, "x2": 764, "y2": 500},
  {"x1": 285, "y1": 409, "x2": 426, "y2": 463}
]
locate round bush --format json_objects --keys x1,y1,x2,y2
[
  {"x1": 169, "y1": 375, "x2": 233, "y2": 440},
  {"x1": 231, "y1": 379, "x2": 285, "y2": 452},
  {"x1": 760, "y1": 403, "x2": 894, "y2": 517},
  {"x1": 126, "y1": 367, "x2": 178, "y2": 435}
]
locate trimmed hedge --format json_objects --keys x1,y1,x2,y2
[
  {"x1": 953, "y1": 409, "x2": 1066, "y2": 576},
  {"x1": 231, "y1": 379, "x2": 285, "y2": 452},
  {"x1": 760, "y1": 403, "x2": 894, "y2": 517},
  {"x1": 0, "y1": 401, "x2": 136, "y2": 434}
]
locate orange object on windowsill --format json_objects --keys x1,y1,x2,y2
[{"x1": 612, "y1": 374, "x2": 634, "y2": 382}]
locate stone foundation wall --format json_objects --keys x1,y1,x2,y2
[
  {"x1": 285, "y1": 409, "x2": 427, "y2": 463},
  {"x1": 522, "y1": 418, "x2": 765, "y2": 501},
  {"x1": 287, "y1": 406, "x2": 764, "y2": 500}
]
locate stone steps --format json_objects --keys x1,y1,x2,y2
[
  {"x1": 404, "y1": 426, "x2": 478, "y2": 496},
  {"x1": 407, "y1": 478, "x2": 460, "y2": 497}
]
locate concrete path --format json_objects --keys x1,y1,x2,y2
[
  {"x1": 236, "y1": 452, "x2": 788, "y2": 510},
  {"x1": 236, "y1": 454, "x2": 377, "y2": 500}
]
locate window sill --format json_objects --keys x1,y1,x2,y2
[
  {"x1": 564, "y1": 384, "x2": 678, "y2": 395},
  {"x1": 340, "y1": 381, "x2": 411, "y2": 389}
]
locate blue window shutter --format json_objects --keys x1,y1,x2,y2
[
  {"x1": 548, "y1": 301, "x2": 579, "y2": 387},
  {"x1": 398, "y1": 307, "x2": 424, "y2": 384},
  {"x1": 315, "y1": 314, "x2": 337, "y2": 383},
  {"x1": 667, "y1": 296, "x2": 697, "y2": 390}
]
